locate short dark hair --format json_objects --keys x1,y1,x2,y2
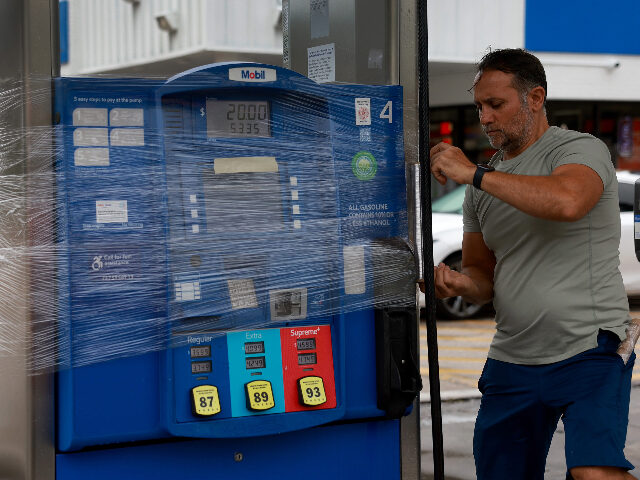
[{"x1": 475, "y1": 48, "x2": 547, "y2": 104}]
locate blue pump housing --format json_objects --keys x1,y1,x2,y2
[{"x1": 54, "y1": 63, "x2": 412, "y2": 477}]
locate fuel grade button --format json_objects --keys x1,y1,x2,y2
[
  {"x1": 245, "y1": 380, "x2": 275, "y2": 411},
  {"x1": 192, "y1": 385, "x2": 221, "y2": 417},
  {"x1": 297, "y1": 376, "x2": 327, "y2": 406}
]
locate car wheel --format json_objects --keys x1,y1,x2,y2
[{"x1": 435, "y1": 252, "x2": 484, "y2": 320}]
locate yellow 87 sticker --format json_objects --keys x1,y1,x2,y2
[
  {"x1": 245, "y1": 380, "x2": 275, "y2": 411},
  {"x1": 297, "y1": 376, "x2": 327, "y2": 406},
  {"x1": 192, "y1": 385, "x2": 221, "y2": 417}
]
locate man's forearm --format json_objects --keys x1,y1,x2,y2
[
  {"x1": 480, "y1": 169, "x2": 600, "y2": 222},
  {"x1": 460, "y1": 266, "x2": 494, "y2": 305}
]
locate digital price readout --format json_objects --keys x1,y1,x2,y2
[
  {"x1": 296, "y1": 338, "x2": 316, "y2": 350},
  {"x1": 191, "y1": 361, "x2": 212, "y2": 374},
  {"x1": 244, "y1": 341, "x2": 265, "y2": 355},
  {"x1": 206, "y1": 100, "x2": 270, "y2": 138},
  {"x1": 246, "y1": 356, "x2": 266, "y2": 370},
  {"x1": 190, "y1": 345, "x2": 211, "y2": 358},
  {"x1": 298, "y1": 353, "x2": 317, "y2": 366}
]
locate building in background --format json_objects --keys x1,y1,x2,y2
[
  {"x1": 60, "y1": 0, "x2": 283, "y2": 77},
  {"x1": 60, "y1": 0, "x2": 640, "y2": 192},
  {"x1": 428, "y1": 0, "x2": 640, "y2": 192}
]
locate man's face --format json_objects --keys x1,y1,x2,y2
[{"x1": 473, "y1": 69, "x2": 534, "y2": 153}]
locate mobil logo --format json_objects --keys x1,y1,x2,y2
[
  {"x1": 242, "y1": 70, "x2": 265, "y2": 80},
  {"x1": 229, "y1": 67, "x2": 277, "y2": 83}
]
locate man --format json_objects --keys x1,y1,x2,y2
[{"x1": 429, "y1": 48, "x2": 636, "y2": 480}]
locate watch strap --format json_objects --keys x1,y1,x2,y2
[
  {"x1": 473, "y1": 164, "x2": 494, "y2": 190},
  {"x1": 473, "y1": 166, "x2": 486, "y2": 190}
]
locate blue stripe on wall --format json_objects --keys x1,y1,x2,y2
[
  {"x1": 60, "y1": 0, "x2": 69, "y2": 64},
  {"x1": 525, "y1": 0, "x2": 640, "y2": 55}
]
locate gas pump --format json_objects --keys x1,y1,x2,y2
[{"x1": 52, "y1": 62, "x2": 420, "y2": 478}]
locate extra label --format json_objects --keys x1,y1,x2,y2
[
  {"x1": 192, "y1": 385, "x2": 221, "y2": 417},
  {"x1": 245, "y1": 380, "x2": 275, "y2": 411},
  {"x1": 297, "y1": 376, "x2": 327, "y2": 406}
]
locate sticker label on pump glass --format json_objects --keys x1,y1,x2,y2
[
  {"x1": 192, "y1": 385, "x2": 221, "y2": 417},
  {"x1": 245, "y1": 380, "x2": 275, "y2": 411},
  {"x1": 297, "y1": 376, "x2": 327, "y2": 406}
]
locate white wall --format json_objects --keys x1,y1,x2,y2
[
  {"x1": 62, "y1": 0, "x2": 283, "y2": 76},
  {"x1": 538, "y1": 53, "x2": 640, "y2": 102},
  {"x1": 204, "y1": 0, "x2": 282, "y2": 54},
  {"x1": 427, "y1": 0, "x2": 640, "y2": 106},
  {"x1": 427, "y1": 0, "x2": 525, "y2": 62}
]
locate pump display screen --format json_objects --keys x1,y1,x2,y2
[
  {"x1": 297, "y1": 338, "x2": 316, "y2": 351},
  {"x1": 244, "y1": 341, "x2": 265, "y2": 354},
  {"x1": 191, "y1": 361, "x2": 212, "y2": 374},
  {"x1": 246, "y1": 356, "x2": 266, "y2": 369},
  {"x1": 207, "y1": 100, "x2": 271, "y2": 138},
  {"x1": 298, "y1": 353, "x2": 317, "y2": 365},
  {"x1": 190, "y1": 345, "x2": 211, "y2": 358},
  {"x1": 202, "y1": 168, "x2": 284, "y2": 233}
]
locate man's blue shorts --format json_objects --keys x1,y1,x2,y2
[{"x1": 473, "y1": 330, "x2": 635, "y2": 480}]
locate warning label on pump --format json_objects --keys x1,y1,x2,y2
[
  {"x1": 308, "y1": 43, "x2": 335, "y2": 84},
  {"x1": 347, "y1": 203, "x2": 395, "y2": 227},
  {"x1": 96, "y1": 200, "x2": 128, "y2": 223}
]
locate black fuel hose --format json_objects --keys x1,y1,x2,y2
[{"x1": 418, "y1": 0, "x2": 445, "y2": 478}]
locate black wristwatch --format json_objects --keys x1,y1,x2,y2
[{"x1": 473, "y1": 163, "x2": 495, "y2": 190}]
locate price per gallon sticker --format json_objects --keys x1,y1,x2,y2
[
  {"x1": 192, "y1": 385, "x2": 221, "y2": 417},
  {"x1": 245, "y1": 380, "x2": 275, "y2": 411}
]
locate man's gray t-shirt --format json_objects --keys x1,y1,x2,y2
[{"x1": 463, "y1": 126, "x2": 629, "y2": 365}]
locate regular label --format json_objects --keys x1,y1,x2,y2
[
  {"x1": 298, "y1": 376, "x2": 327, "y2": 406},
  {"x1": 96, "y1": 200, "x2": 128, "y2": 223},
  {"x1": 192, "y1": 385, "x2": 221, "y2": 417},
  {"x1": 245, "y1": 380, "x2": 275, "y2": 411}
]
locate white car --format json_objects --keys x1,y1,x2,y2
[{"x1": 425, "y1": 170, "x2": 640, "y2": 319}]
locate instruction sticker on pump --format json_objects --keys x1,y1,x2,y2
[
  {"x1": 96, "y1": 200, "x2": 128, "y2": 223},
  {"x1": 192, "y1": 385, "x2": 221, "y2": 417},
  {"x1": 245, "y1": 380, "x2": 275, "y2": 411}
]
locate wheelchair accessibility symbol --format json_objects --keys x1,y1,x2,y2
[{"x1": 91, "y1": 256, "x2": 104, "y2": 271}]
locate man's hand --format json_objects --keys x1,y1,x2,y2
[
  {"x1": 433, "y1": 262, "x2": 477, "y2": 299},
  {"x1": 430, "y1": 142, "x2": 477, "y2": 185}
]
